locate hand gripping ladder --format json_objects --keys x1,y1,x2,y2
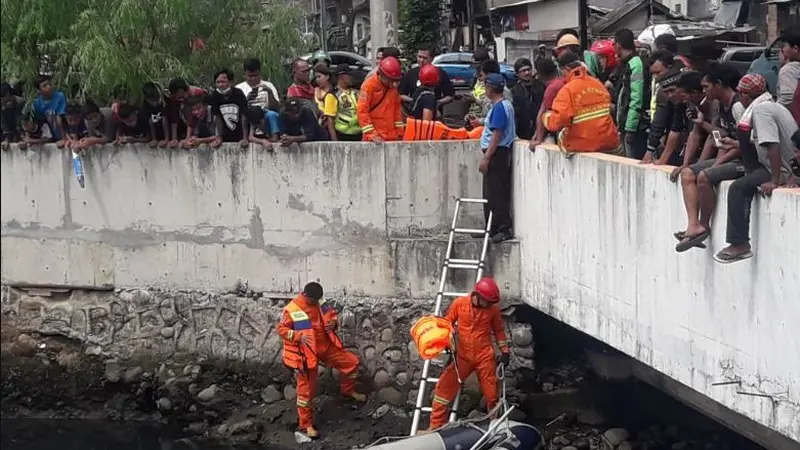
[{"x1": 409, "y1": 197, "x2": 493, "y2": 436}]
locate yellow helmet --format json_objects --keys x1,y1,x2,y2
[{"x1": 556, "y1": 34, "x2": 581, "y2": 49}]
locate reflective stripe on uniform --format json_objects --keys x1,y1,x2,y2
[
  {"x1": 289, "y1": 310, "x2": 313, "y2": 330},
  {"x1": 361, "y1": 124, "x2": 375, "y2": 132},
  {"x1": 572, "y1": 108, "x2": 610, "y2": 124},
  {"x1": 287, "y1": 330, "x2": 294, "y2": 341},
  {"x1": 297, "y1": 398, "x2": 310, "y2": 407},
  {"x1": 394, "y1": 121, "x2": 405, "y2": 128},
  {"x1": 432, "y1": 394, "x2": 451, "y2": 405}
]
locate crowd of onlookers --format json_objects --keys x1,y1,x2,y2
[{"x1": 1, "y1": 27, "x2": 799, "y2": 258}]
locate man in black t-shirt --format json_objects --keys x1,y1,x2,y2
[
  {"x1": 399, "y1": 43, "x2": 455, "y2": 111},
  {"x1": 141, "y1": 82, "x2": 169, "y2": 147},
  {"x1": 410, "y1": 64, "x2": 439, "y2": 121},
  {"x1": 210, "y1": 68, "x2": 249, "y2": 146},
  {"x1": 116, "y1": 103, "x2": 151, "y2": 144},
  {"x1": 279, "y1": 98, "x2": 329, "y2": 145}
]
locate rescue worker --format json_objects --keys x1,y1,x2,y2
[
  {"x1": 277, "y1": 282, "x2": 366, "y2": 439},
  {"x1": 553, "y1": 29, "x2": 601, "y2": 78},
  {"x1": 543, "y1": 51, "x2": 620, "y2": 155},
  {"x1": 357, "y1": 56, "x2": 404, "y2": 142},
  {"x1": 424, "y1": 277, "x2": 511, "y2": 432}
]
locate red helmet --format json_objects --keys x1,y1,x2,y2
[
  {"x1": 419, "y1": 64, "x2": 439, "y2": 87},
  {"x1": 378, "y1": 56, "x2": 403, "y2": 80},
  {"x1": 474, "y1": 277, "x2": 501, "y2": 303},
  {"x1": 590, "y1": 39, "x2": 618, "y2": 71}
]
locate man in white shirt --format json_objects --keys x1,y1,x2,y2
[{"x1": 236, "y1": 58, "x2": 280, "y2": 110}]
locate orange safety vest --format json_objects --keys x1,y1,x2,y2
[
  {"x1": 281, "y1": 298, "x2": 343, "y2": 370},
  {"x1": 543, "y1": 65, "x2": 620, "y2": 153},
  {"x1": 402, "y1": 118, "x2": 484, "y2": 141}
]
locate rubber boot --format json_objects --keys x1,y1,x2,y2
[{"x1": 306, "y1": 426, "x2": 319, "y2": 439}]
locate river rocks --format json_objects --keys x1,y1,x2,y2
[
  {"x1": 395, "y1": 372, "x2": 409, "y2": 386},
  {"x1": 372, "y1": 404, "x2": 391, "y2": 419},
  {"x1": 618, "y1": 441, "x2": 634, "y2": 450},
  {"x1": 376, "y1": 387, "x2": 404, "y2": 406},
  {"x1": 197, "y1": 384, "x2": 219, "y2": 402},
  {"x1": 294, "y1": 431, "x2": 313, "y2": 443},
  {"x1": 12, "y1": 334, "x2": 37, "y2": 356},
  {"x1": 122, "y1": 366, "x2": 144, "y2": 383},
  {"x1": 156, "y1": 397, "x2": 172, "y2": 411},
  {"x1": 553, "y1": 435, "x2": 571, "y2": 446},
  {"x1": 603, "y1": 428, "x2": 630, "y2": 447},
  {"x1": 379, "y1": 327, "x2": 393, "y2": 342},
  {"x1": 542, "y1": 382, "x2": 554, "y2": 392},
  {"x1": 510, "y1": 323, "x2": 533, "y2": 346},
  {"x1": 186, "y1": 421, "x2": 208, "y2": 434},
  {"x1": 260, "y1": 385, "x2": 282, "y2": 404},
  {"x1": 105, "y1": 362, "x2": 122, "y2": 383},
  {"x1": 160, "y1": 327, "x2": 175, "y2": 338},
  {"x1": 283, "y1": 385, "x2": 297, "y2": 401},
  {"x1": 373, "y1": 369, "x2": 391, "y2": 388},
  {"x1": 382, "y1": 348, "x2": 403, "y2": 362}
]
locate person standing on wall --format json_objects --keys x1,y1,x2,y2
[
  {"x1": 475, "y1": 73, "x2": 516, "y2": 243},
  {"x1": 421, "y1": 278, "x2": 510, "y2": 433},
  {"x1": 277, "y1": 282, "x2": 366, "y2": 439},
  {"x1": 357, "y1": 56, "x2": 405, "y2": 143},
  {"x1": 399, "y1": 43, "x2": 455, "y2": 113}
]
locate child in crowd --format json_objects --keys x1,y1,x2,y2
[
  {"x1": 141, "y1": 82, "x2": 170, "y2": 148},
  {"x1": 183, "y1": 95, "x2": 219, "y2": 148},
  {"x1": 18, "y1": 108, "x2": 56, "y2": 150},
  {"x1": 332, "y1": 65, "x2": 361, "y2": 141},
  {"x1": 246, "y1": 106, "x2": 278, "y2": 149},
  {"x1": 210, "y1": 68, "x2": 249, "y2": 147},
  {"x1": 313, "y1": 64, "x2": 338, "y2": 140},
  {"x1": 115, "y1": 103, "x2": 151, "y2": 144},
  {"x1": 167, "y1": 78, "x2": 207, "y2": 147},
  {"x1": 1, "y1": 82, "x2": 23, "y2": 148},
  {"x1": 32, "y1": 75, "x2": 67, "y2": 144},
  {"x1": 71, "y1": 102, "x2": 112, "y2": 151},
  {"x1": 60, "y1": 103, "x2": 88, "y2": 148}
]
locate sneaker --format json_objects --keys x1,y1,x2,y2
[{"x1": 490, "y1": 229, "x2": 513, "y2": 243}]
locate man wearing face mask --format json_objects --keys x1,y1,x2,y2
[
  {"x1": 357, "y1": 56, "x2": 404, "y2": 143},
  {"x1": 210, "y1": 68, "x2": 249, "y2": 147},
  {"x1": 422, "y1": 277, "x2": 510, "y2": 434}
]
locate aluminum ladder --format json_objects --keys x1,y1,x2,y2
[{"x1": 409, "y1": 197, "x2": 493, "y2": 436}]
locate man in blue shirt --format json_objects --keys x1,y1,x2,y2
[
  {"x1": 476, "y1": 73, "x2": 516, "y2": 242},
  {"x1": 32, "y1": 75, "x2": 67, "y2": 142}
]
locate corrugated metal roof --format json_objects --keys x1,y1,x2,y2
[{"x1": 591, "y1": 0, "x2": 673, "y2": 33}]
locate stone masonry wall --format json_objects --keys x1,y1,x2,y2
[{"x1": 0, "y1": 285, "x2": 534, "y2": 399}]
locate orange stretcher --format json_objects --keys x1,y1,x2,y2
[{"x1": 402, "y1": 118, "x2": 484, "y2": 141}]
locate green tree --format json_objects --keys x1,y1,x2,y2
[
  {"x1": 398, "y1": 0, "x2": 440, "y2": 55},
  {"x1": 1, "y1": 0, "x2": 308, "y2": 102}
]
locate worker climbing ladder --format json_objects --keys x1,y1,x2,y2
[{"x1": 409, "y1": 198, "x2": 493, "y2": 436}]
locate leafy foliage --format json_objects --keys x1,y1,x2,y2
[
  {"x1": 398, "y1": 0, "x2": 440, "y2": 54},
  {"x1": 1, "y1": 0, "x2": 309, "y2": 103}
]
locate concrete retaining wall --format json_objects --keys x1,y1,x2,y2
[
  {"x1": 0, "y1": 143, "x2": 518, "y2": 299},
  {"x1": 513, "y1": 143, "x2": 800, "y2": 446}
]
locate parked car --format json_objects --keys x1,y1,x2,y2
[
  {"x1": 718, "y1": 46, "x2": 766, "y2": 78},
  {"x1": 747, "y1": 37, "x2": 785, "y2": 95},
  {"x1": 432, "y1": 52, "x2": 517, "y2": 88},
  {"x1": 299, "y1": 50, "x2": 372, "y2": 90}
]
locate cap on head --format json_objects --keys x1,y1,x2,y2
[
  {"x1": 473, "y1": 47, "x2": 491, "y2": 63},
  {"x1": 737, "y1": 73, "x2": 767, "y2": 97},
  {"x1": 556, "y1": 34, "x2": 581, "y2": 49},
  {"x1": 485, "y1": 72, "x2": 506, "y2": 89},
  {"x1": 303, "y1": 282, "x2": 324, "y2": 300},
  {"x1": 474, "y1": 277, "x2": 501, "y2": 303}
]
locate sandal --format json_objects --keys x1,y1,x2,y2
[
  {"x1": 714, "y1": 249, "x2": 753, "y2": 264},
  {"x1": 675, "y1": 230, "x2": 710, "y2": 252},
  {"x1": 674, "y1": 230, "x2": 707, "y2": 248}
]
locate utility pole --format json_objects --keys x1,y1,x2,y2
[
  {"x1": 578, "y1": 0, "x2": 588, "y2": 51},
  {"x1": 369, "y1": 0, "x2": 398, "y2": 56},
  {"x1": 319, "y1": 0, "x2": 327, "y2": 51}
]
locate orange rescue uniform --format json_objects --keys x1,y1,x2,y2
[
  {"x1": 429, "y1": 296, "x2": 510, "y2": 429},
  {"x1": 357, "y1": 73, "x2": 404, "y2": 141},
  {"x1": 277, "y1": 294, "x2": 360, "y2": 430},
  {"x1": 543, "y1": 65, "x2": 620, "y2": 153}
]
